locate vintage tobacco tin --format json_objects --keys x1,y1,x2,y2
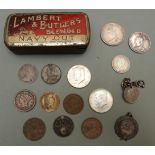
[{"x1": 4, "y1": 12, "x2": 90, "y2": 54}]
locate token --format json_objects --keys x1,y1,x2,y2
[
  {"x1": 14, "y1": 89, "x2": 36, "y2": 112},
  {"x1": 81, "y1": 118, "x2": 102, "y2": 139},
  {"x1": 63, "y1": 94, "x2": 84, "y2": 114},
  {"x1": 101, "y1": 22, "x2": 124, "y2": 46},
  {"x1": 89, "y1": 88, "x2": 113, "y2": 113},
  {"x1": 40, "y1": 92, "x2": 60, "y2": 112},
  {"x1": 41, "y1": 64, "x2": 61, "y2": 84},
  {"x1": 67, "y1": 65, "x2": 91, "y2": 88},
  {"x1": 23, "y1": 118, "x2": 46, "y2": 141}
]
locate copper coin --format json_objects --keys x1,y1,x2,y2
[
  {"x1": 23, "y1": 118, "x2": 46, "y2": 141},
  {"x1": 53, "y1": 115, "x2": 74, "y2": 137},
  {"x1": 63, "y1": 94, "x2": 84, "y2": 114},
  {"x1": 14, "y1": 89, "x2": 36, "y2": 112},
  {"x1": 81, "y1": 118, "x2": 102, "y2": 139}
]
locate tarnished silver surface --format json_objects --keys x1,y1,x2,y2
[
  {"x1": 41, "y1": 64, "x2": 61, "y2": 84},
  {"x1": 89, "y1": 88, "x2": 113, "y2": 113},
  {"x1": 67, "y1": 65, "x2": 91, "y2": 88},
  {"x1": 129, "y1": 32, "x2": 151, "y2": 54},
  {"x1": 18, "y1": 64, "x2": 38, "y2": 83},
  {"x1": 101, "y1": 22, "x2": 124, "y2": 46},
  {"x1": 112, "y1": 55, "x2": 130, "y2": 74}
]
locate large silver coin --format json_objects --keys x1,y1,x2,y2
[
  {"x1": 101, "y1": 22, "x2": 124, "y2": 46},
  {"x1": 89, "y1": 88, "x2": 113, "y2": 113},
  {"x1": 18, "y1": 64, "x2": 38, "y2": 83},
  {"x1": 67, "y1": 65, "x2": 91, "y2": 88},
  {"x1": 129, "y1": 32, "x2": 151, "y2": 54},
  {"x1": 112, "y1": 55, "x2": 130, "y2": 74}
]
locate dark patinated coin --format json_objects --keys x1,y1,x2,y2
[
  {"x1": 23, "y1": 118, "x2": 46, "y2": 141},
  {"x1": 114, "y1": 113, "x2": 139, "y2": 141},
  {"x1": 41, "y1": 64, "x2": 61, "y2": 84},
  {"x1": 63, "y1": 94, "x2": 84, "y2": 114},
  {"x1": 53, "y1": 115, "x2": 74, "y2": 137},
  {"x1": 81, "y1": 118, "x2": 102, "y2": 139}
]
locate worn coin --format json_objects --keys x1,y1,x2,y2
[
  {"x1": 18, "y1": 64, "x2": 38, "y2": 83},
  {"x1": 53, "y1": 115, "x2": 74, "y2": 137},
  {"x1": 40, "y1": 92, "x2": 60, "y2": 112},
  {"x1": 41, "y1": 64, "x2": 61, "y2": 84},
  {"x1": 129, "y1": 32, "x2": 151, "y2": 54},
  {"x1": 63, "y1": 94, "x2": 84, "y2": 114},
  {"x1": 81, "y1": 118, "x2": 102, "y2": 139},
  {"x1": 23, "y1": 118, "x2": 46, "y2": 141},
  {"x1": 112, "y1": 55, "x2": 130, "y2": 74},
  {"x1": 101, "y1": 22, "x2": 124, "y2": 46},
  {"x1": 14, "y1": 89, "x2": 36, "y2": 112},
  {"x1": 89, "y1": 88, "x2": 113, "y2": 113},
  {"x1": 67, "y1": 65, "x2": 91, "y2": 88}
]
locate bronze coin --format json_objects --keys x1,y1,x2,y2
[
  {"x1": 63, "y1": 94, "x2": 84, "y2": 114},
  {"x1": 81, "y1": 118, "x2": 102, "y2": 139},
  {"x1": 23, "y1": 118, "x2": 46, "y2": 141}
]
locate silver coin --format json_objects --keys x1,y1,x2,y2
[
  {"x1": 112, "y1": 55, "x2": 130, "y2": 74},
  {"x1": 89, "y1": 88, "x2": 113, "y2": 113},
  {"x1": 129, "y1": 32, "x2": 151, "y2": 54},
  {"x1": 67, "y1": 65, "x2": 91, "y2": 88},
  {"x1": 41, "y1": 64, "x2": 61, "y2": 84},
  {"x1": 101, "y1": 22, "x2": 124, "y2": 46},
  {"x1": 18, "y1": 64, "x2": 38, "y2": 83}
]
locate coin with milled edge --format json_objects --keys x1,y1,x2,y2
[
  {"x1": 129, "y1": 32, "x2": 151, "y2": 54},
  {"x1": 67, "y1": 65, "x2": 91, "y2": 88},
  {"x1": 23, "y1": 118, "x2": 46, "y2": 141},
  {"x1": 18, "y1": 64, "x2": 38, "y2": 83},
  {"x1": 81, "y1": 118, "x2": 102, "y2": 139},
  {"x1": 112, "y1": 55, "x2": 130, "y2": 74},
  {"x1": 53, "y1": 115, "x2": 74, "y2": 137},
  {"x1": 101, "y1": 22, "x2": 124, "y2": 46},
  {"x1": 40, "y1": 92, "x2": 60, "y2": 112},
  {"x1": 14, "y1": 89, "x2": 36, "y2": 112},
  {"x1": 41, "y1": 64, "x2": 61, "y2": 84},
  {"x1": 89, "y1": 88, "x2": 113, "y2": 113}
]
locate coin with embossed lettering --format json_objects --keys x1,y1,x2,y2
[
  {"x1": 67, "y1": 65, "x2": 91, "y2": 88},
  {"x1": 41, "y1": 64, "x2": 61, "y2": 84},
  {"x1": 129, "y1": 32, "x2": 151, "y2": 54},
  {"x1": 89, "y1": 88, "x2": 113, "y2": 113},
  {"x1": 23, "y1": 118, "x2": 46, "y2": 141},
  {"x1": 18, "y1": 64, "x2": 38, "y2": 83},
  {"x1": 101, "y1": 22, "x2": 124, "y2": 46},
  {"x1": 112, "y1": 55, "x2": 130, "y2": 74},
  {"x1": 14, "y1": 89, "x2": 36, "y2": 112}
]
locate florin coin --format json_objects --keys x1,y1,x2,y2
[
  {"x1": 63, "y1": 94, "x2": 84, "y2": 114},
  {"x1": 18, "y1": 64, "x2": 38, "y2": 83},
  {"x1": 112, "y1": 55, "x2": 130, "y2": 74},
  {"x1": 81, "y1": 118, "x2": 102, "y2": 139},
  {"x1": 129, "y1": 32, "x2": 151, "y2": 54},
  {"x1": 14, "y1": 89, "x2": 36, "y2": 112},
  {"x1": 67, "y1": 65, "x2": 91, "y2": 88},
  {"x1": 23, "y1": 118, "x2": 46, "y2": 141},
  {"x1": 101, "y1": 22, "x2": 124, "y2": 46},
  {"x1": 40, "y1": 92, "x2": 60, "y2": 112},
  {"x1": 53, "y1": 115, "x2": 74, "y2": 137},
  {"x1": 89, "y1": 88, "x2": 113, "y2": 113},
  {"x1": 41, "y1": 64, "x2": 61, "y2": 84}
]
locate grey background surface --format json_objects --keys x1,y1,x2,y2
[{"x1": 0, "y1": 10, "x2": 155, "y2": 146}]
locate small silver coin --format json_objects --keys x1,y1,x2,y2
[
  {"x1": 18, "y1": 64, "x2": 38, "y2": 83},
  {"x1": 101, "y1": 22, "x2": 124, "y2": 46},
  {"x1": 67, "y1": 65, "x2": 91, "y2": 88},
  {"x1": 123, "y1": 86, "x2": 139, "y2": 104},
  {"x1": 129, "y1": 32, "x2": 151, "y2": 54},
  {"x1": 112, "y1": 55, "x2": 130, "y2": 74},
  {"x1": 41, "y1": 64, "x2": 61, "y2": 84},
  {"x1": 89, "y1": 88, "x2": 113, "y2": 113}
]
